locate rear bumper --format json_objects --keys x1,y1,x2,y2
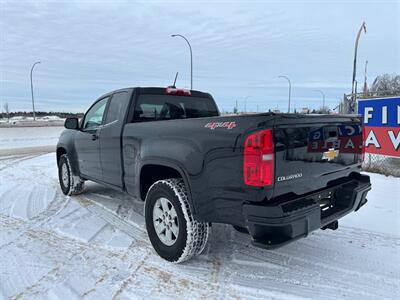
[{"x1": 242, "y1": 174, "x2": 371, "y2": 249}]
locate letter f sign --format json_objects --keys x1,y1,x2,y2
[{"x1": 364, "y1": 107, "x2": 373, "y2": 124}]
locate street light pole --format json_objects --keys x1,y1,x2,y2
[
  {"x1": 278, "y1": 75, "x2": 291, "y2": 113},
  {"x1": 30, "y1": 61, "x2": 41, "y2": 121},
  {"x1": 171, "y1": 34, "x2": 193, "y2": 90},
  {"x1": 244, "y1": 96, "x2": 252, "y2": 113},
  {"x1": 351, "y1": 22, "x2": 367, "y2": 104},
  {"x1": 315, "y1": 89, "x2": 326, "y2": 110}
]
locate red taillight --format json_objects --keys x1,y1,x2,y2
[
  {"x1": 165, "y1": 87, "x2": 191, "y2": 96},
  {"x1": 243, "y1": 129, "x2": 274, "y2": 186}
]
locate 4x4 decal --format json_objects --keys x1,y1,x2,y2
[{"x1": 204, "y1": 121, "x2": 236, "y2": 130}]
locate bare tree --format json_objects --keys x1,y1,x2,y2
[
  {"x1": 370, "y1": 73, "x2": 400, "y2": 96},
  {"x1": 3, "y1": 102, "x2": 9, "y2": 121}
]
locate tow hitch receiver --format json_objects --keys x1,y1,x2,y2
[{"x1": 322, "y1": 220, "x2": 338, "y2": 231}]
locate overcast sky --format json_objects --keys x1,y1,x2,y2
[{"x1": 0, "y1": 0, "x2": 399, "y2": 113}]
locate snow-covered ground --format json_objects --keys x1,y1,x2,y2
[
  {"x1": 0, "y1": 127, "x2": 64, "y2": 156},
  {"x1": 0, "y1": 116, "x2": 65, "y2": 127},
  {"x1": 0, "y1": 127, "x2": 399, "y2": 299}
]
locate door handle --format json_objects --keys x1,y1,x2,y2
[{"x1": 91, "y1": 134, "x2": 98, "y2": 141}]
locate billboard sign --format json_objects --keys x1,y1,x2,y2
[{"x1": 358, "y1": 97, "x2": 400, "y2": 157}]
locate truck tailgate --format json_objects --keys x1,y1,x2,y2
[{"x1": 272, "y1": 115, "x2": 363, "y2": 198}]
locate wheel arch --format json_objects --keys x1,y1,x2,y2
[
  {"x1": 139, "y1": 160, "x2": 196, "y2": 214},
  {"x1": 56, "y1": 147, "x2": 67, "y2": 164},
  {"x1": 56, "y1": 144, "x2": 80, "y2": 176}
]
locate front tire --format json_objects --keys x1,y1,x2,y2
[
  {"x1": 58, "y1": 154, "x2": 85, "y2": 196},
  {"x1": 145, "y1": 178, "x2": 210, "y2": 263}
]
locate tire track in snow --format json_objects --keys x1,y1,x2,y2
[
  {"x1": 1, "y1": 153, "x2": 399, "y2": 300},
  {"x1": 0, "y1": 153, "x2": 45, "y2": 171},
  {"x1": 224, "y1": 228, "x2": 399, "y2": 299}
]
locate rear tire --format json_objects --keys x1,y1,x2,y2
[
  {"x1": 145, "y1": 178, "x2": 210, "y2": 263},
  {"x1": 58, "y1": 154, "x2": 85, "y2": 196}
]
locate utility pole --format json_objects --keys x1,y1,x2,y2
[
  {"x1": 278, "y1": 75, "x2": 291, "y2": 113},
  {"x1": 315, "y1": 90, "x2": 326, "y2": 111},
  {"x1": 30, "y1": 61, "x2": 41, "y2": 121},
  {"x1": 171, "y1": 34, "x2": 193, "y2": 90},
  {"x1": 244, "y1": 96, "x2": 251, "y2": 113},
  {"x1": 351, "y1": 22, "x2": 366, "y2": 111},
  {"x1": 363, "y1": 60, "x2": 368, "y2": 97}
]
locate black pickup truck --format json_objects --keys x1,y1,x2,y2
[{"x1": 57, "y1": 87, "x2": 371, "y2": 263}]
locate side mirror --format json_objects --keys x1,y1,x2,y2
[{"x1": 64, "y1": 117, "x2": 79, "y2": 130}]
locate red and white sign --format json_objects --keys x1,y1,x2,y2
[
  {"x1": 358, "y1": 97, "x2": 400, "y2": 157},
  {"x1": 363, "y1": 126, "x2": 400, "y2": 156}
]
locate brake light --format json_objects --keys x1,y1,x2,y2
[
  {"x1": 165, "y1": 87, "x2": 191, "y2": 96},
  {"x1": 243, "y1": 129, "x2": 274, "y2": 186}
]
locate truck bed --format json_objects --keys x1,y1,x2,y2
[{"x1": 122, "y1": 112, "x2": 364, "y2": 227}]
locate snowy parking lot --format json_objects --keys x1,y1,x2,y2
[{"x1": 0, "y1": 128, "x2": 399, "y2": 299}]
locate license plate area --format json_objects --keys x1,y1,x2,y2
[{"x1": 319, "y1": 184, "x2": 355, "y2": 222}]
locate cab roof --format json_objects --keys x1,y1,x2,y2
[{"x1": 97, "y1": 87, "x2": 213, "y2": 100}]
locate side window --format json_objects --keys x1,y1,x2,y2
[
  {"x1": 105, "y1": 92, "x2": 130, "y2": 124},
  {"x1": 83, "y1": 97, "x2": 108, "y2": 129}
]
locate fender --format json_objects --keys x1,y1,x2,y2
[
  {"x1": 139, "y1": 158, "x2": 197, "y2": 215},
  {"x1": 57, "y1": 130, "x2": 81, "y2": 176}
]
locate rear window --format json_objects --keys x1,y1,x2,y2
[{"x1": 132, "y1": 94, "x2": 218, "y2": 122}]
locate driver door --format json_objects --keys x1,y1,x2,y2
[{"x1": 75, "y1": 97, "x2": 109, "y2": 180}]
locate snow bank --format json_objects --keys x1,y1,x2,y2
[
  {"x1": 0, "y1": 126, "x2": 64, "y2": 150},
  {"x1": 341, "y1": 172, "x2": 400, "y2": 236}
]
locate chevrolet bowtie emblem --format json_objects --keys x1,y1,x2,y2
[{"x1": 322, "y1": 148, "x2": 339, "y2": 161}]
